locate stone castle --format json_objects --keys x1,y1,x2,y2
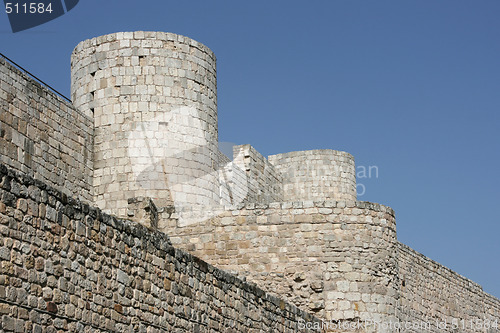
[{"x1": 0, "y1": 31, "x2": 498, "y2": 332}]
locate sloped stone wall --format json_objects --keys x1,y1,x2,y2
[
  {"x1": 2, "y1": 30, "x2": 499, "y2": 333},
  {"x1": 0, "y1": 163, "x2": 321, "y2": 332}
]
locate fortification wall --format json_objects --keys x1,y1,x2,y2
[
  {"x1": 2, "y1": 30, "x2": 499, "y2": 333},
  {"x1": 397, "y1": 243, "x2": 500, "y2": 332},
  {"x1": 268, "y1": 150, "x2": 357, "y2": 202},
  {"x1": 160, "y1": 200, "x2": 399, "y2": 330},
  {"x1": 159, "y1": 201, "x2": 500, "y2": 332},
  {"x1": 0, "y1": 58, "x2": 93, "y2": 202},
  {"x1": 0, "y1": 163, "x2": 322, "y2": 332},
  {"x1": 71, "y1": 32, "x2": 220, "y2": 216}
]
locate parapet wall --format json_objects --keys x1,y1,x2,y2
[
  {"x1": 0, "y1": 163, "x2": 322, "y2": 332},
  {"x1": 268, "y1": 149, "x2": 357, "y2": 202},
  {"x1": 397, "y1": 243, "x2": 500, "y2": 332},
  {"x1": 0, "y1": 58, "x2": 93, "y2": 202}
]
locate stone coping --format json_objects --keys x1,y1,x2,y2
[
  {"x1": 268, "y1": 148, "x2": 354, "y2": 160},
  {"x1": 160, "y1": 199, "x2": 395, "y2": 217},
  {"x1": 72, "y1": 31, "x2": 216, "y2": 62}
]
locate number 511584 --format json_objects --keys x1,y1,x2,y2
[{"x1": 5, "y1": 2, "x2": 54, "y2": 14}]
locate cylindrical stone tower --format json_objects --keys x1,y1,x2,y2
[
  {"x1": 268, "y1": 149, "x2": 357, "y2": 202},
  {"x1": 71, "y1": 31, "x2": 220, "y2": 217}
]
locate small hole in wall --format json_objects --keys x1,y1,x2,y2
[
  {"x1": 90, "y1": 108, "x2": 94, "y2": 114},
  {"x1": 139, "y1": 55, "x2": 146, "y2": 66},
  {"x1": 90, "y1": 91, "x2": 94, "y2": 100},
  {"x1": 402, "y1": 279, "x2": 406, "y2": 287}
]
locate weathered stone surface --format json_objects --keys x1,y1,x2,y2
[
  {"x1": 0, "y1": 163, "x2": 321, "y2": 332},
  {"x1": 71, "y1": 32, "x2": 221, "y2": 218}
]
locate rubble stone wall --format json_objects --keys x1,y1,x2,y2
[
  {"x1": 2, "y1": 30, "x2": 499, "y2": 333},
  {"x1": 0, "y1": 163, "x2": 321, "y2": 332}
]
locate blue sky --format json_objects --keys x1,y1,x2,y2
[{"x1": 1, "y1": 0, "x2": 499, "y2": 298}]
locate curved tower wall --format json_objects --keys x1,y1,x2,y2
[
  {"x1": 71, "y1": 32, "x2": 220, "y2": 216},
  {"x1": 163, "y1": 201, "x2": 399, "y2": 328},
  {"x1": 268, "y1": 149, "x2": 357, "y2": 202}
]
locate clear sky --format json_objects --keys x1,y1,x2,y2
[{"x1": 1, "y1": 0, "x2": 499, "y2": 298}]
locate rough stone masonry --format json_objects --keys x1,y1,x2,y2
[{"x1": 0, "y1": 31, "x2": 499, "y2": 332}]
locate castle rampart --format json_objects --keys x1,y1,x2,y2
[
  {"x1": 397, "y1": 243, "x2": 500, "y2": 332},
  {"x1": 0, "y1": 31, "x2": 499, "y2": 332},
  {"x1": 232, "y1": 144, "x2": 284, "y2": 204}
]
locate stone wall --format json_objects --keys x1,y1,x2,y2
[
  {"x1": 232, "y1": 144, "x2": 283, "y2": 203},
  {"x1": 268, "y1": 150, "x2": 356, "y2": 202},
  {"x1": 161, "y1": 200, "x2": 400, "y2": 330},
  {"x1": 0, "y1": 163, "x2": 322, "y2": 332},
  {"x1": 397, "y1": 243, "x2": 500, "y2": 332},
  {"x1": 0, "y1": 58, "x2": 93, "y2": 203}
]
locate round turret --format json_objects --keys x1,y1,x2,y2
[
  {"x1": 71, "y1": 31, "x2": 220, "y2": 216},
  {"x1": 268, "y1": 149, "x2": 357, "y2": 202}
]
